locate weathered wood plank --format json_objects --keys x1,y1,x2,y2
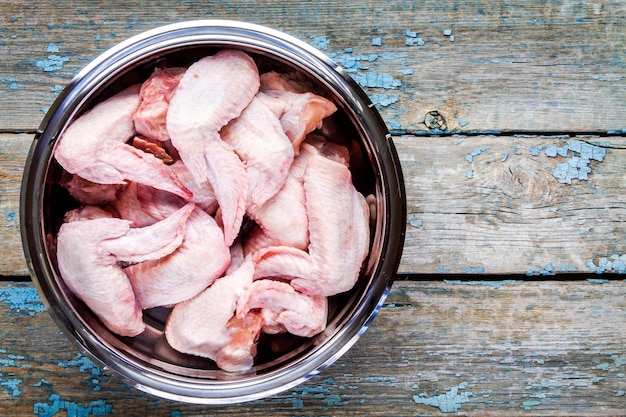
[
  {"x1": 1, "y1": 1, "x2": 624, "y2": 133},
  {"x1": 397, "y1": 135, "x2": 626, "y2": 275},
  {"x1": 0, "y1": 134, "x2": 29, "y2": 276},
  {"x1": 3, "y1": 133, "x2": 625, "y2": 277},
  {"x1": 1, "y1": 280, "x2": 625, "y2": 416}
]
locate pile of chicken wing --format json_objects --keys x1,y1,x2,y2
[{"x1": 54, "y1": 50, "x2": 370, "y2": 372}]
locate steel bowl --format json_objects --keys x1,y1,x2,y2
[{"x1": 20, "y1": 20, "x2": 406, "y2": 404}]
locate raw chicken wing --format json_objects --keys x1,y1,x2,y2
[
  {"x1": 257, "y1": 88, "x2": 337, "y2": 152},
  {"x1": 134, "y1": 67, "x2": 186, "y2": 142},
  {"x1": 221, "y1": 96, "x2": 294, "y2": 210},
  {"x1": 125, "y1": 207, "x2": 231, "y2": 309},
  {"x1": 246, "y1": 141, "x2": 320, "y2": 251},
  {"x1": 165, "y1": 255, "x2": 258, "y2": 371},
  {"x1": 56, "y1": 203, "x2": 194, "y2": 336},
  {"x1": 54, "y1": 85, "x2": 191, "y2": 199},
  {"x1": 297, "y1": 146, "x2": 370, "y2": 296},
  {"x1": 237, "y1": 280, "x2": 327, "y2": 338},
  {"x1": 166, "y1": 49, "x2": 260, "y2": 245}
]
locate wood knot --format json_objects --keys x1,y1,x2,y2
[
  {"x1": 500, "y1": 164, "x2": 558, "y2": 202},
  {"x1": 424, "y1": 111, "x2": 447, "y2": 131}
]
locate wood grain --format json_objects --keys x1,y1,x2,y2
[
  {"x1": 4, "y1": 133, "x2": 625, "y2": 277},
  {"x1": 1, "y1": 1, "x2": 624, "y2": 134},
  {"x1": 397, "y1": 135, "x2": 626, "y2": 275},
  {"x1": 0, "y1": 134, "x2": 30, "y2": 276},
  {"x1": 1, "y1": 280, "x2": 625, "y2": 416}
]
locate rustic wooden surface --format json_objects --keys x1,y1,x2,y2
[{"x1": 1, "y1": 1, "x2": 625, "y2": 416}]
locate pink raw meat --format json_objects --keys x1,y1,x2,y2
[
  {"x1": 251, "y1": 143, "x2": 370, "y2": 297},
  {"x1": 111, "y1": 182, "x2": 162, "y2": 228},
  {"x1": 61, "y1": 173, "x2": 124, "y2": 206},
  {"x1": 166, "y1": 49, "x2": 260, "y2": 245},
  {"x1": 257, "y1": 88, "x2": 337, "y2": 152},
  {"x1": 134, "y1": 67, "x2": 186, "y2": 142},
  {"x1": 54, "y1": 85, "x2": 191, "y2": 199},
  {"x1": 125, "y1": 207, "x2": 231, "y2": 309},
  {"x1": 237, "y1": 279, "x2": 327, "y2": 338},
  {"x1": 297, "y1": 146, "x2": 370, "y2": 296},
  {"x1": 164, "y1": 255, "x2": 258, "y2": 371},
  {"x1": 57, "y1": 203, "x2": 194, "y2": 337},
  {"x1": 221, "y1": 96, "x2": 294, "y2": 210},
  {"x1": 170, "y1": 161, "x2": 218, "y2": 214},
  {"x1": 216, "y1": 312, "x2": 264, "y2": 372},
  {"x1": 259, "y1": 71, "x2": 309, "y2": 93},
  {"x1": 246, "y1": 141, "x2": 320, "y2": 251},
  {"x1": 252, "y1": 245, "x2": 313, "y2": 281}
]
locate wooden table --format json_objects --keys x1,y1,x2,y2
[{"x1": 1, "y1": 1, "x2": 625, "y2": 415}]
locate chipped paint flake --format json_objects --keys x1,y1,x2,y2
[
  {"x1": 527, "y1": 264, "x2": 556, "y2": 276},
  {"x1": 34, "y1": 394, "x2": 113, "y2": 417},
  {"x1": 370, "y1": 93, "x2": 399, "y2": 107},
  {"x1": 0, "y1": 377, "x2": 22, "y2": 398},
  {"x1": 586, "y1": 254, "x2": 626, "y2": 274},
  {"x1": 466, "y1": 146, "x2": 491, "y2": 162},
  {"x1": 413, "y1": 381, "x2": 472, "y2": 412},
  {"x1": 35, "y1": 50, "x2": 70, "y2": 72},
  {"x1": 462, "y1": 266, "x2": 485, "y2": 273},
  {"x1": 58, "y1": 353, "x2": 102, "y2": 392},
  {"x1": 545, "y1": 140, "x2": 607, "y2": 184},
  {"x1": 310, "y1": 35, "x2": 329, "y2": 51},
  {"x1": 0, "y1": 285, "x2": 46, "y2": 316},
  {"x1": 352, "y1": 72, "x2": 402, "y2": 89},
  {"x1": 521, "y1": 399, "x2": 542, "y2": 411},
  {"x1": 409, "y1": 218, "x2": 423, "y2": 228}
]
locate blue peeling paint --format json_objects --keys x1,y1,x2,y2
[
  {"x1": 35, "y1": 50, "x2": 70, "y2": 72},
  {"x1": 409, "y1": 218, "x2": 423, "y2": 228},
  {"x1": 352, "y1": 72, "x2": 402, "y2": 89},
  {"x1": 33, "y1": 378, "x2": 50, "y2": 387},
  {"x1": 586, "y1": 254, "x2": 626, "y2": 274},
  {"x1": 529, "y1": 145, "x2": 543, "y2": 156},
  {"x1": 465, "y1": 169, "x2": 474, "y2": 179},
  {"x1": 462, "y1": 266, "x2": 485, "y2": 273},
  {"x1": 465, "y1": 146, "x2": 491, "y2": 162},
  {"x1": 386, "y1": 119, "x2": 401, "y2": 130},
  {"x1": 51, "y1": 85, "x2": 64, "y2": 95},
  {"x1": 371, "y1": 36, "x2": 382, "y2": 46},
  {"x1": 58, "y1": 353, "x2": 102, "y2": 392},
  {"x1": 370, "y1": 93, "x2": 399, "y2": 107},
  {"x1": 34, "y1": 394, "x2": 113, "y2": 417},
  {"x1": 527, "y1": 264, "x2": 556, "y2": 276},
  {"x1": 413, "y1": 381, "x2": 472, "y2": 412},
  {"x1": 596, "y1": 362, "x2": 610, "y2": 371},
  {"x1": 0, "y1": 285, "x2": 46, "y2": 316},
  {"x1": 545, "y1": 140, "x2": 607, "y2": 184},
  {"x1": 521, "y1": 399, "x2": 542, "y2": 411},
  {"x1": 58, "y1": 353, "x2": 101, "y2": 376},
  {"x1": 0, "y1": 377, "x2": 22, "y2": 398},
  {"x1": 310, "y1": 36, "x2": 329, "y2": 51}
]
